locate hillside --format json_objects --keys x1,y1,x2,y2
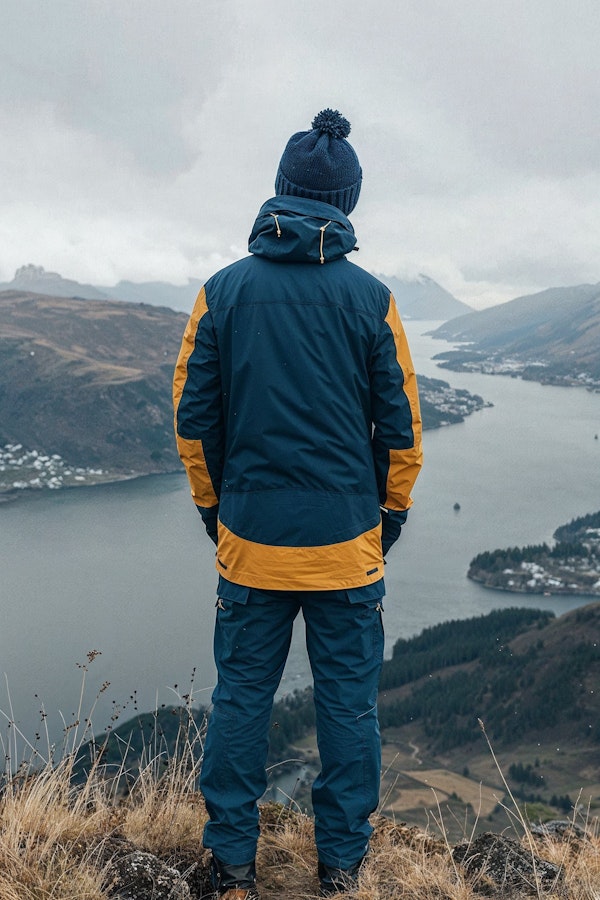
[
  {"x1": 377, "y1": 604, "x2": 600, "y2": 750},
  {"x1": 274, "y1": 605, "x2": 600, "y2": 830},
  {"x1": 0, "y1": 291, "x2": 186, "y2": 479},
  {"x1": 259, "y1": 604, "x2": 600, "y2": 757},
  {"x1": 0, "y1": 290, "x2": 489, "y2": 498},
  {"x1": 430, "y1": 282, "x2": 600, "y2": 386},
  {"x1": 83, "y1": 604, "x2": 600, "y2": 840},
  {"x1": 3, "y1": 746, "x2": 594, "y2": 899}
]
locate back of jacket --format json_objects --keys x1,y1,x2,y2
[{"x1": 174, "y1": 196, "x2": 422, "y2": 591}]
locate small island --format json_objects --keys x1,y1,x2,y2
[{"x1": 468, "y1": 511, "x2": 600, "y2": 596}]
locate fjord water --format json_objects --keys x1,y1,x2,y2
[{"x1": 1, "y1": 321, "x2": 599, "y2": 748}]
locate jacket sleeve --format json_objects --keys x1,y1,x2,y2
[
  {"x1": 370, "y1": 293, "x2": 423, "y2": 555},
  {"x1": 173, "y1": 286, "x2": 224, "y2": 544}
]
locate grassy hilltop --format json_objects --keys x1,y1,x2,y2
[
  {"x1": 3, "y1": 605, "x2": 597, "y2": 897},
  {"x1": 3, "y1": 759, "x2": 599, "y2": 898},
  {"x1": 1, "y1": 696, "x2": 599, "y2": 899}
]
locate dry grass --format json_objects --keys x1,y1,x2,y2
[
  {"x1": 2, "y1": 749, "x2": 600, "y2": 899},
  {"x1": 1, "y1": 698, "x2": 600, "y2": 899},
  {"x1": 0, "y1": 756, "x2": 111, "y2": 899}
]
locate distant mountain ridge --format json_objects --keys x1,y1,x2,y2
[
  {"x1": 2, "y1": 264, "x2": 108, "y2": 300},
  {"x1": 375, "y1": 272, "x2": 473, "y2": 320},
  {"x1": 99, "y1": 277, "x2": 203, "y2": 310},
  {"x1": 432, "y1": 282, "x2": 600, "y2": 383},
  {"x1": 1, "y1": 264, "x2": 470, "y2": 320}
]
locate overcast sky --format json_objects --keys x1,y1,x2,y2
[{"x1": 1, "y1": 0, "x2": 599, "y2": 307}]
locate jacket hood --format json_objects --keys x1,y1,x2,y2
[{"x1": 248, "y1": 196, "x2": 358, "y2": 264}]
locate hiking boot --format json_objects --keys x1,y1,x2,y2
[
  {"x1": 318, "y1": 859, "x2": 363, "y2": 895},
  {"x1": 210, "y1": 854, "x2": 259, "y2": 899}
]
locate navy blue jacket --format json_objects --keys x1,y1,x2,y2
[{"x1": 174, "y1": 196, "x2": 422, "y2": 590}]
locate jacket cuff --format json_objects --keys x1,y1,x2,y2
[
  {"x1": 381, "y1": 507, "x2": 408, "y2": 556},
  {"x1": 197, "y1": 503, "x2": 219, "y2": 546}
]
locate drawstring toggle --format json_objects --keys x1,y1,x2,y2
[
  {"x1": 269, "y1": 213, "x2": 282, "y2": 238},
  {"x1": 319, "y1": 221, "x2": 332, "y2": 264}
]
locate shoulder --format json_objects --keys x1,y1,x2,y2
[
  {"x1": 203, "y1": 255, "x2": 259, "y2": 307},
  {"x1": 344, "y1": 261, "x2": 392, "y2": 293},
  {"x1": 331, "y1": 260, "x2": 392, "y2": 317}
]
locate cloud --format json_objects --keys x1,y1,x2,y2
[{"x1": 1, "y1": 0, "x2": 599, "y2": 306}]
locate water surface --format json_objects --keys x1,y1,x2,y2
[{"x1": 1, "y1": 321, "x2": 598, "y2": 748}]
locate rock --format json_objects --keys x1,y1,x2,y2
[
  {"x1": 98, "y1": 837, "x2": 193, "y2": 899},
  {"x1": 529, "y1": 819, "x2": 587, "y2": 841},
  {"x1": 105, "y1": 850, "x2": 191, "y2": 899},
  {"x1": 529, "y1": 819, "x2": 588, "y2": 858},
  {"x1": 453, "y1": 831, "x2": 563, "y2": 896},
  {"x1": 371, "y1": 815, "x2": 446, "y2": 856}
]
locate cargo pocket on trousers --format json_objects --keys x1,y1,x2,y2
[{"x1": 215, "y1": 582, "x2": 251, "y2": 609}]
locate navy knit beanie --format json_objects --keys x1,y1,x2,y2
[{"x1": 275, "y1": 109, "x2": 362, "y2": 215}]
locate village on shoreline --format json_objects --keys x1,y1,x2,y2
[
  {"x1": 0, "y1": 444, "x2": 139, "y2": 503},
  {"x1": 433, "y1": 349, "x2": 600, "y2": 392},
  {"x1": 468, "y1": 513, "x2": 600, "y2": 598},
  {"x1": 0, "y1": 376, "x2": 490, "y2": 503}
]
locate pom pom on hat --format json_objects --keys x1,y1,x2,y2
[
  {"x1": 275, "y1": 108, "x2": 362, "y2": 215},
  {"x1": 311, "y1": 109, "x2": 351, "y2": 139}
]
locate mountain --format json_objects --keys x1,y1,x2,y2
[
  {"x1": 0, "y1": 264, "x2": 109, "y2": 300},
  {"x1": 99, "y1": 278, "x2": 203, "y2": 311},
  {"x1": 266, "y1": 605, "x2": 600, "y2": 827},
  {"x1": 375, "y1": 273, "x2": 473, "y2": 320},
  {"x1": 106, "y1": 271, "x2": 473, "y2": 320},
  {"x1": 0, "y1": 290, "x2": 187, "y2": 475},
  {"x1": 81, "y1": 605, "x2": 599, "y2": 764},
  {"x1": 260, "y1": 603, "x2": 600, "y2": 755},
  {"x1": 0, "y1": 265, "x2": 201, "y2": 311},
  {"x1": 431, "y1": 282, "x2": 600, "y2": 382},
  {"x1": 2, "y1": 265, "x2": 470, "y2": 318}
]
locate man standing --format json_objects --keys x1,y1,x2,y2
[{"x1": 174, "y1": 109, "x2": 422, "y2": 899}]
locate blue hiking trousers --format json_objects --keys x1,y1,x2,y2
[{"x1": 200, "y1": 584, "x2": 385, "y2": 870}]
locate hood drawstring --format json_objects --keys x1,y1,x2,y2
[
  {"x1": 269, "y1": 213, "x2": 282, "y2": 238},
  {"x1": 319, "y1": 221, "x2": 332, "y2": 264}
]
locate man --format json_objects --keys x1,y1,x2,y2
[{"x1": 173, "y1": 108, "x2": 423, "y2": 899}]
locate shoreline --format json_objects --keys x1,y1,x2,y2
[
  {"x1": 0, "y1": 468, "x2": 183, "y2": 506},
  {"x1": 468, "y1": 572, "x2": 600, "y2": 600}
]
